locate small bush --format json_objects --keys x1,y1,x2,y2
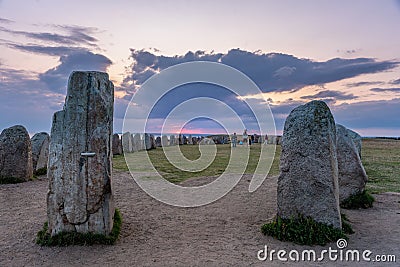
[
  {"x1": 36, "y1": 208, "x2": 122, "y2": 246},
  {"x1": 34, "y1": 167, "x2": 47, "y2": 176},
  {"x1": 261, "y1": 214, "x2": 349, "y2": 246},
  {"x1": 0, "y1": 176, "x2": 26, "y2": 184},
  {"x1": 340, "y1": 191, "x2": 375, "y2": 209}
]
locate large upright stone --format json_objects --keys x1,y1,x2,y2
[
  {"x1": 347, "y1": 128, "x2": 362, "y2": 158},
  {"x1": 112, "y1": 134, "x2": 122, "y2": 155},
  {"x1": 155, "y1": 136, "x2": 162, "y2": 147},
  {"x1": 277, "y1": 100, "x2": 341, "y2": 229},
  {"x1": 336, "y1": 124, "x2": 368, "y2": 203},
  {"x1": 47, "y1": 71, "x2": 114, "y2": 236},
  {"x1": 132, "y1": 133, "x2": 141, "y2": 151},
  {"x1": 170, "y1": 135, "x2": 176, "y2": 146},
  {"x1": 31, "y1": 132, "x2": 50, "y2": 172},
  {"x1": 144, "y1": 133, "x2": 151, "y2": 150},
  {"x1": 0, "y1": 125, "x2": 33, "y2": 182},
  {"x1": 161, "y1": 135, "x2": 169, "y2": 147},
  {"x1": 122, "y1": 132, "x2": 133, "y2": 153}
]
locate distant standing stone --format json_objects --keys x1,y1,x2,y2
[
  {"x1": 0, "y1": 125, "x2": 33, "y2": 182},
  {"x1": 47, "y1": 71, "x2": 114, "y2": 236},
  {"x1": 277, "y1": 100, "x2": 341, "y2": 229},
  {"x1": 112, "y1": 134, "x2": 122, "y2": 155},
  {"x1": 122, "y1": 132, "x2": 133, "y2": 153},
  {"x1": 31, "y1": 132, "x2": 50, "y2": 172},
  {"x1": 155, "y1": 136, "x2": 162, "y2": 147},
  {"x1": 161, "y1": 135, "x2": 169, "y2": 147},
  {"x1": 132, "y1": 133, "x2": 141, "y2": 152},
  {"x1": 144, "y1": 133, "x2": 152, "y2": 150},
  {"x1": 336, "y1": 124, "x2": 368, "y2": 203},
  {"x1": 170, "y1": 135, "x2": 176, "y2": 146}
]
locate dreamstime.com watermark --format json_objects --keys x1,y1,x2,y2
[{"x1": 257, "y1": 239, "x2": 397, "y2": 263}]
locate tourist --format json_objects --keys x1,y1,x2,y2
[
  {"x1": 243, "y1": 129, "x2": 248, "y2": 146},
  {"x1": 232, "y1": 132, "x2": 237, "y2": 147}
]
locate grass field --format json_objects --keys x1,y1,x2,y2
[{"x1": 113, "y1": 139, "x2": 399, "y2": 193}]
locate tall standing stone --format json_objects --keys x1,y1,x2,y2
[
  {"x1": 31, "y1": 132, "x2": 50, "y2": 172},
  {"x1": 336, "y1": 124, "x2": 368, "y2": 203},
  {"x1": 122, "y1": 132, "x2": 132, "y2": 153},
  {"x1": 161, "y1": 135, "x2": 169, "y2": 147},
  {"x1": 155, "y1": 136, "x2": 162, "y2": 147},
  {"x1": 47, "y1": 71, "x2": 114, "y2": 236},
  {"x1": 277, "y1": 100, "x2": 341, "y2": 229},
  {"x1": 170, "y1": 135, "x2": 176, "y2": 146},
  {"x1": 112, "y1": 134, "x2": 123, "y2": 155},
  {"x1": 144, "y1": 133, "x2": 152, "y2": 150},
  {"x1": 132, "y1": 133, "x2": 141, "y2": 151},
  {"x1": 347, "y1": 128, "x2": 362, "y2": 158},
  {"x1": 0, "y1": 125, "x2": 33, "y2": 182}
]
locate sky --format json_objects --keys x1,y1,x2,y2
[{"x1": 0, "y1": 0, "x2": 400, "y2": 137}]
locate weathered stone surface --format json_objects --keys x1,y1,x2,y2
[
  {"x1": 47, "y1": 71, "x2": 114, "y2": 236},
  {"x1": 132, "y1": 133, "x2": 141, "y2": 151},
  {"x1": 122, "y1": 132, "x2": 132, "y2": 153},
  {"x1": 277, "y1": 100, "x2": 341, "y2": 229},
  {"x1": 336, "y1": 124, "x2": 368, "y2": 203},
  {"x1": 347, "y1": 128, "x2": 362, "y2": 158},
  {"x1": 31, "y1": 132, "x2": 50, "y2": 172},
  {"x1": 161, "y1": 135, "x2": 169, "y2": 147},
  {"x1": 150, "y1": 134, "x2": 156, "y2": 149},
  {"x1": 170, "y1": 135, "x2": 176, "y2": 146},
  {"x1": 155, "y1": 136, "x2": 162, "y2": 147},
  {"x1": 144, "y1": 133, "x2": 151, "y2": 150},
  {"x1": 0, "y1": 125, "x2": 33, "y2": 182},
  {"x1": 112, "y1": 134, "x2": 122, "y2": 155}
]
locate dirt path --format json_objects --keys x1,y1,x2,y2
[{"x1": 0, "y1": 172, "x2": 399, "y2": 266}]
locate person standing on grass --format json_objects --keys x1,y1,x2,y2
[
  {"x1": 243, "y1": 129, "x2": 248, "y2": 146},
  {"x1": 232, "y1": 132, "x2": 237, "y2": 147}
]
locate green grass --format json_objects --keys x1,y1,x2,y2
[
  {"x1": 362, "y1": 138, "x2": 400, "y2": 194},
  {"x1": 261, "y1": 214, "x2": 351, "y2": 246},
  {"x1": 113, "y1": 138, "x2": 399, "y2": 194},
  {"x1": 36, "y1": 208, "x2": 122, "y2": 246},
  {"x1": 114, "y1": 144, "x2": 281, "y2": 183},
  {"x1": 340, "y1": 190, "x2": 375, "y2": 209}
]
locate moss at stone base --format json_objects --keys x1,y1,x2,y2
[
  {"x1": 0, "y1": 176, "x2": 26, "y2": 184},
  {"x1": 36, "y1": 208, "x2": 122, "y2": 246},
  {"x1": 340, "y1": 190, "x2": 375, "y2": 209},
  {"x1": 261, "y1": 214, "x2": 351, "y2": 246}
]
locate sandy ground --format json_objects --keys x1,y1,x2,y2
[{"x1": 0, "y1": 171, "x2": 399, "y2": 267}]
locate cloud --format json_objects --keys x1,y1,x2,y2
[
  {"x1": 332, "y1": 98, "x2": 400, "y2": 130},
  {"x1": 300, "y1": 90, "x2": 357, "y2": 101},
  {"x1": 2, "y1": 41, "x2": 89, "y2": 56},
  {"x1": 346, "y1": 81, "x2": 384, "y2": 87},
  {"x1": 39, "y1": 51, "x2": 113, "y2": 93},
  {"x1": 123, "y1": 49, "x2": 399, "y2": 94},
  {"x1": 0, "y1": 17, "x2": 13, "y2": 24},
  {"x1": 0, "y1": 24, "x2": 98, "y2": 47},
  {"x1": 389, "y1": 78, "x2": 400, "y2": 85},
  {"x1": 370, "y1": 87, "x2": 400, "y2": 93}
]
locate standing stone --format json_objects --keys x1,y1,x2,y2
[
  {"x1": 122, "y1": 132, "x2": 133, "y2": 153},
  {"x1": 277, "y1": 100, "x2": 341, "y2": 229},
  {"x1": 170, "y1": 135, "x2": 176, "y2": 146},
  {"x1": 47, "y1": 71, "x2": 114, "y2": 236},
  {"x1": 155, "y1": 136, "x2": 162, "y2": 147},
  {"x1": 336, "y1": 125, "x2": 368, "y2": 203},
  {"x1": 347, "y1": 128, "x2": 362, "y2": 158},
  {"x1": 161, "y1": 135, "x2": 169, "y2": 147},
  {"x1": 144, "y1": 133, "x2": 152, "y2": 150},
  {"x1": 0, "y1": 125, "x2": 33, "y2": 182},
  {"x1": 31, "y1": 132, "x2": 50, "y2": 172},
  {"x1": 150, "y1": 134, "x2": 156, "y2": 149},
  {"x1": 188, "y1": 135, "x2": 193, "y2": 145},
  {"x1": 112, "y1": 134, "x2": 122, "y2": 155},
  {"x1": 132, "y1": 133, "x2": 141, "y2": 151}
]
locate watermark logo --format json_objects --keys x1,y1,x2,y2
[
  {"x1": 257, "y1": 239, "x2": 396, "y2": 263},
  {"x1": 122, "y1": 61, "x2": 276, "y2": 207}
]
